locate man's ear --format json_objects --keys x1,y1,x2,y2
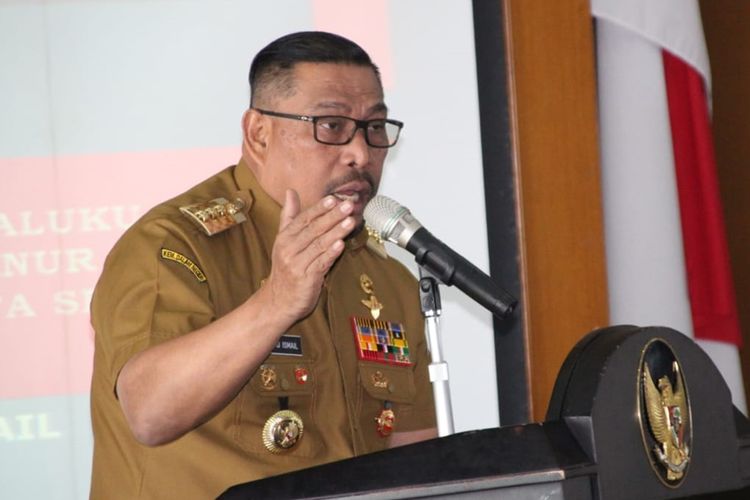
[{"x1": 241, "y1": 108, "x2": 269, "y2": 162}]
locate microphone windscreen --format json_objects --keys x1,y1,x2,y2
[{"x1": 364, "y1": 195, "x2": 409, "y2": 240}]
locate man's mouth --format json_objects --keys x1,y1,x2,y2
[
  {"x1": 330, "y1": 180, "x2": 373, "y2": 208},
  {"x1": 326, "y1": 171, "x2": 377, "y2": 211},
  {"x1": 332, "y1": 191, "x2": 362, "y2": 203}
]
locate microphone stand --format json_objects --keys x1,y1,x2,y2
[{"x1": 418, "y1": 267, "x2": 455, "y2": 437}]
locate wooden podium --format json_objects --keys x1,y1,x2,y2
[{"x1": 219, "y1": 326, "x2": 750, "y2": 499}]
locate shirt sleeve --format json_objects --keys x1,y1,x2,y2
[{"x1": 91, "y1": 217, "x2": 215, "y2": 392}]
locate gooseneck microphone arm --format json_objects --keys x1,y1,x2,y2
[
  {"x1": 364, "y1": 194, "x2": 517, "y2": 438},
  {"x1": 406, "y1": 227, "x2": 516, "y2": 319},
  {"x1": 364, "y1": 195, "x2": 517, "y2": 319},
  {"x1": 418, "y1": 268, "x2": 455, "y2": 437}
]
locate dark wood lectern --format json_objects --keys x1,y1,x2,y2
[{"x1": 219, "y1": 326, "x2": 750, "y2": 499}]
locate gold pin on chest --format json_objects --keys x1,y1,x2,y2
[
  {"x1": 365, "y1": 225, "x2": 388, "y2": 259},
  {"x1": 360, "y1": 273, "x2": 383, "y2": 320},
  {"x1": 371, "y1": 370, "x2": 389, "y2": 389},
  {"x1": 375, "y1": 404, "x2": 395, "y2": 437},
  {"x1": 263, "y1": 410, "x2": 304, "y2": 452},
  {"x1": 260, "y1": 365, "x2": 277, "y2": 390}
]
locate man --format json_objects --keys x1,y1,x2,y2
[{"x1": 89, "y1": 31, "x2": 437, "y2": 499}]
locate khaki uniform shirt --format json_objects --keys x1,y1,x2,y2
[{"x1": 89, "y1": 161, "x2": 436, "y2": 499}]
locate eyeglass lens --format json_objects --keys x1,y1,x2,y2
[{"x1": 314, "y1": 117, "x2": 400, "y2": 147}]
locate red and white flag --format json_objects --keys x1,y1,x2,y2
[{"x1": 592, "y1": 0, "x2": 746, "y2": 413}]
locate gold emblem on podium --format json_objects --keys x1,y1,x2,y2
[
  {"x1": 638, "y1": 338, "x2": 692, "y2": 487},
  {"x1": 262, "y1": 410, "x2": 304, "y2": 453}
]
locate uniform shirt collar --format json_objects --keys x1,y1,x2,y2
[{"x1": 233, "y1": 158, "x2": 280, "y2": 247}]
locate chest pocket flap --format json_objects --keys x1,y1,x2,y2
[{"x1": 358, "y1": 363, "x2": 416, "y2": 404}]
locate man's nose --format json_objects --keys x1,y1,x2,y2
[{"x1": 342, "y1": 127, "x2": 371, "y2": 168}]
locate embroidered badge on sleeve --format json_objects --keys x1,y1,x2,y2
[{"x1": 160, "y1": 248, "x2": 207, "y2": 283}]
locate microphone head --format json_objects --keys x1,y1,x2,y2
[
  {"x1": 364, "y1": 195, "x2": 406, "y2": 238},
  {"x1": 364, "y1": 195, "x2": 422, "y2": 247}
]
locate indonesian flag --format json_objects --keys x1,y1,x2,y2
[{"x1": 592, "y1": 0, "x2": 746, "y2": 413}]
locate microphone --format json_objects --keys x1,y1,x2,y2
[{"x1": 364, "y1": 195, "x2": 517, "y2": 319}]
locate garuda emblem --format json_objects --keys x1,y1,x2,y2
[{"x1": 642, "y1": 360, "x2": 691, "y2": 483}]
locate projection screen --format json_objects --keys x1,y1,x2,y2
[{"x1": 0, "y1": 1, "x2": 498, "y2": 497}]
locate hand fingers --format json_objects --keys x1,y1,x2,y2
[
  {"x1": 279, "y1": 189, "x2": 301, "y2": 231},
  {"x1": 282, "y1": 195, "x2": 346, "y2": 237},
  {"x1": 279, "y1": 196, "x2": 354, "y2": 252},
  {"x1": 296, "y1": 214, "x2": 354, "y2": 273},
  {"x1": 272, "y1": 197, "x2": 355, "y2": 279},
  {"x1": 267, "y1": 195, "x2": 356, "y2": 320},
  {"x1": 276, "y1": 204, "x2": 354, "y2": 268}
]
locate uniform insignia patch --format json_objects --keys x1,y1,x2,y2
[
  {"x1": 180, "y1": 197, "x2": 247, "y2": 236},
  {"x1": 160, "y1": 248, "x2": 207, "y2": 283},
  {"x1": 365, "y1": 225, "x2": 388, "y2": 259},
  {"x1": 359, "y1": 273, "x2": 383, "y2": 319},
  {"x1": 294, "y1": 367, "x2": 309, "y2": 385},
  {"x1": 260, "y1": 365, "x2": 278, "y2": 390},
  {"x1": 262, "y1": 409, "x2": 304, "y2": 453},
  {"x1": 351, "y1": 316, "x2": 411, "y2": 366},
  {"x1": 371, "y1": 370, "x2": 388, "y2": 388},
  {"x1": 375, "y1": 404, "x2": 395, "y2": 437}
]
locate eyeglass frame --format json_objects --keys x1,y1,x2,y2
[{"x1": 252, "y1": 108, "x2": 404, "y2": 148}]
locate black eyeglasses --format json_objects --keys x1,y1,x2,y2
[{"x1": 253, "y1": 108, "x2": 403, "y2": 148}]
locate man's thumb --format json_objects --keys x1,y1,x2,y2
[{"x1": 279, "y1": 189, "x2": 300, "y2": 230}]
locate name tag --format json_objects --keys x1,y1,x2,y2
[{"x1": 271, "y1": 334, "x2": 303, "y2": 356}]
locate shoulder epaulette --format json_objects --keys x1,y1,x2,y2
[
  {"x1": 365, "y1": 225, "x2": 389, "y2": 259},
  {"x1": 180, "y1": 197, "x2": 247, "y2": 236}
]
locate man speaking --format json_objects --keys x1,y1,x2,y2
[{"x1": 89, "y1": 31, "x2": 436, "y2": 499}]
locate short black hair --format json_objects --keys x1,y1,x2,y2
[{"x1": 249, "y1": 31, "x2": 381, "y2": 106}]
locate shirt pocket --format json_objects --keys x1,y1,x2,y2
[
  {"x1": 357, "y1": 362, "x2": 418, "y2": 441},
  {"x1": 233, "y1": 358, "x2": 321, "y2": 458}
]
